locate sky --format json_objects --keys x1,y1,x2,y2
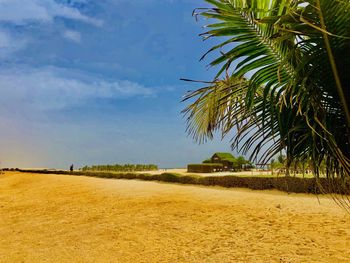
[{"x1": 0, "y1": 0, "x2": 238, "y2": 169}]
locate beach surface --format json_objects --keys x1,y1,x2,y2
[{"x1": 1, "y1": 172, "x2": 349, "y2": 262}]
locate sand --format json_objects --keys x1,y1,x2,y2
[{"x1": 0, "y1": 172, "x2": 350, "y2": 262}]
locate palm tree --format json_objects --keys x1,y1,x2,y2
[{"x1": 183, "y1": 0, "x2": 350, "y2": 187}]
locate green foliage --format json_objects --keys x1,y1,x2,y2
[
  {"x1": 202, "y1": 152, "x2": 251, "y2": 171},
  {"x1": 271, "y1": 159, "x2": 284, "y2": 170},
  {"x1": 81, "y1": 164, "x2": 158, "y2": 172},
  {"x1": 277, "y1": 154, "x2": 286, "y2": 165},
  {"x1": 183, "y1": 0, "x2": 350, "y2": 186},
  {"x1": 236, "y1": 156, "x2": 248, "y2": 167},
  {"x1": 213, "y1": 152, "x2": 236, "y2": 162},
  {"x1": 158, "y1": 173, "x2": 181, "y2": 182}
]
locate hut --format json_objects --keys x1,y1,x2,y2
[
  {"x1": 187, "y1": 163, "x2": 223, "y2": 173},
  {"x1": 211, "y1": 152, "x2": 236, "y2": 171}
]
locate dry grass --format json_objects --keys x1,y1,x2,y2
[{"x1": 1, "y1": 172, "x2": 350, "y2": 262}]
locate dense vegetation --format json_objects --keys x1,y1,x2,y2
[
  {"x1": 81, "y1": 164, "x2": 158, "y2": 172},
  {"x1": 183, "y1": 0, "x2": 350, "y2": 187},
  {"x1": 188, "y1": 152, "x2": 253, "y2": 172},
  {"x1": 205, "y1": 155, "x2": 252, "y2": 170}
]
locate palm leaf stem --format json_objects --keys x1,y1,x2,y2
[{"x1": 315, "y1": 0, "x2": 350, "y2": 129}]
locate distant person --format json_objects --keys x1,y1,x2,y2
[{"x1": 70, "y1": 164, "x2": 74, "y2": 172}]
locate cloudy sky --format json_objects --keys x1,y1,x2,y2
[{"x1": 0, "y1": 0, "x2": 236, "y2": 169}]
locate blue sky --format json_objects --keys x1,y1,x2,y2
[{"x1": 0, "y1": 0, "x2": 238, "y2": 169}]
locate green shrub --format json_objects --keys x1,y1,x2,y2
[
  {"x1": 81, "y1": 163, "x2": 158, "y2": 172},
  {"x1": 157, "y1": 173, "x2": 179, "y2": 182},
  {"x1": 177, "y1": 175, "x2": 199, "y2": 184}
]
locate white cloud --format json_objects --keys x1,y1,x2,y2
[
  {"x1": 0, "y1": 66, "x2": 154, "y2": 110},
  {"x1": 0, "y1": 0, "x2": 103, "y2": 26},
  {"x1": 0, "y1": 32, "x2": 12, "y2": 48},
  {"x1": 0, "y1": 30, "x2": 28, "y2": 57},
  {"x1": 63, "y1": 30, "x2": 81, "y2": 43},
  {"x1": 0, "y1": 31, "x2": 10, "y2": 48},
  {"x1": 0, "y1": 0, "x2": 102, "y2": 56}
]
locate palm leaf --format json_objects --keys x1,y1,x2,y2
[{"x1": 183, "y1": 0, "x2": 350, "y2": 192}]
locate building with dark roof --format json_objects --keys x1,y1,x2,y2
[{"x1": 211, "y1": 152, "x2": 236, "y2": 171}]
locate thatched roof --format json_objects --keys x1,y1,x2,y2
[{"x1": 212, "y1": 152, "x2": 235, "y2": 163}]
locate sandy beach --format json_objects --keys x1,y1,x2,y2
[{"x1": 1, "y1": 172, "x2": 350, "y2": 262}]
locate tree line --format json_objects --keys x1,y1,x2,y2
[{"x1": 81, "y1": 164, "x2": 158, "y2": 172}]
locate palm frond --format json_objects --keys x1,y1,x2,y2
[{"x1": 183, "y1": 0, "x2": 350, "y2": 190}]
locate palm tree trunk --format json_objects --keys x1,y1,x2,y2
[{"x1": 285, "y1": 158, "x2": 292, "y2": 177}]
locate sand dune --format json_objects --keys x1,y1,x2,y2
[{"x1": 0, "y1": 172, "x2": 349, "y2": 262}]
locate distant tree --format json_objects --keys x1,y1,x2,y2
[
  {"x1": 236, "y1": 156, "x2": 247, "y2": 169},
  {"x1": 81, "y1": 163, "x2": 158, "y2": 172},
  {"x1": 277, "y1": 155, "x2": 286, "y2": 165}
]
